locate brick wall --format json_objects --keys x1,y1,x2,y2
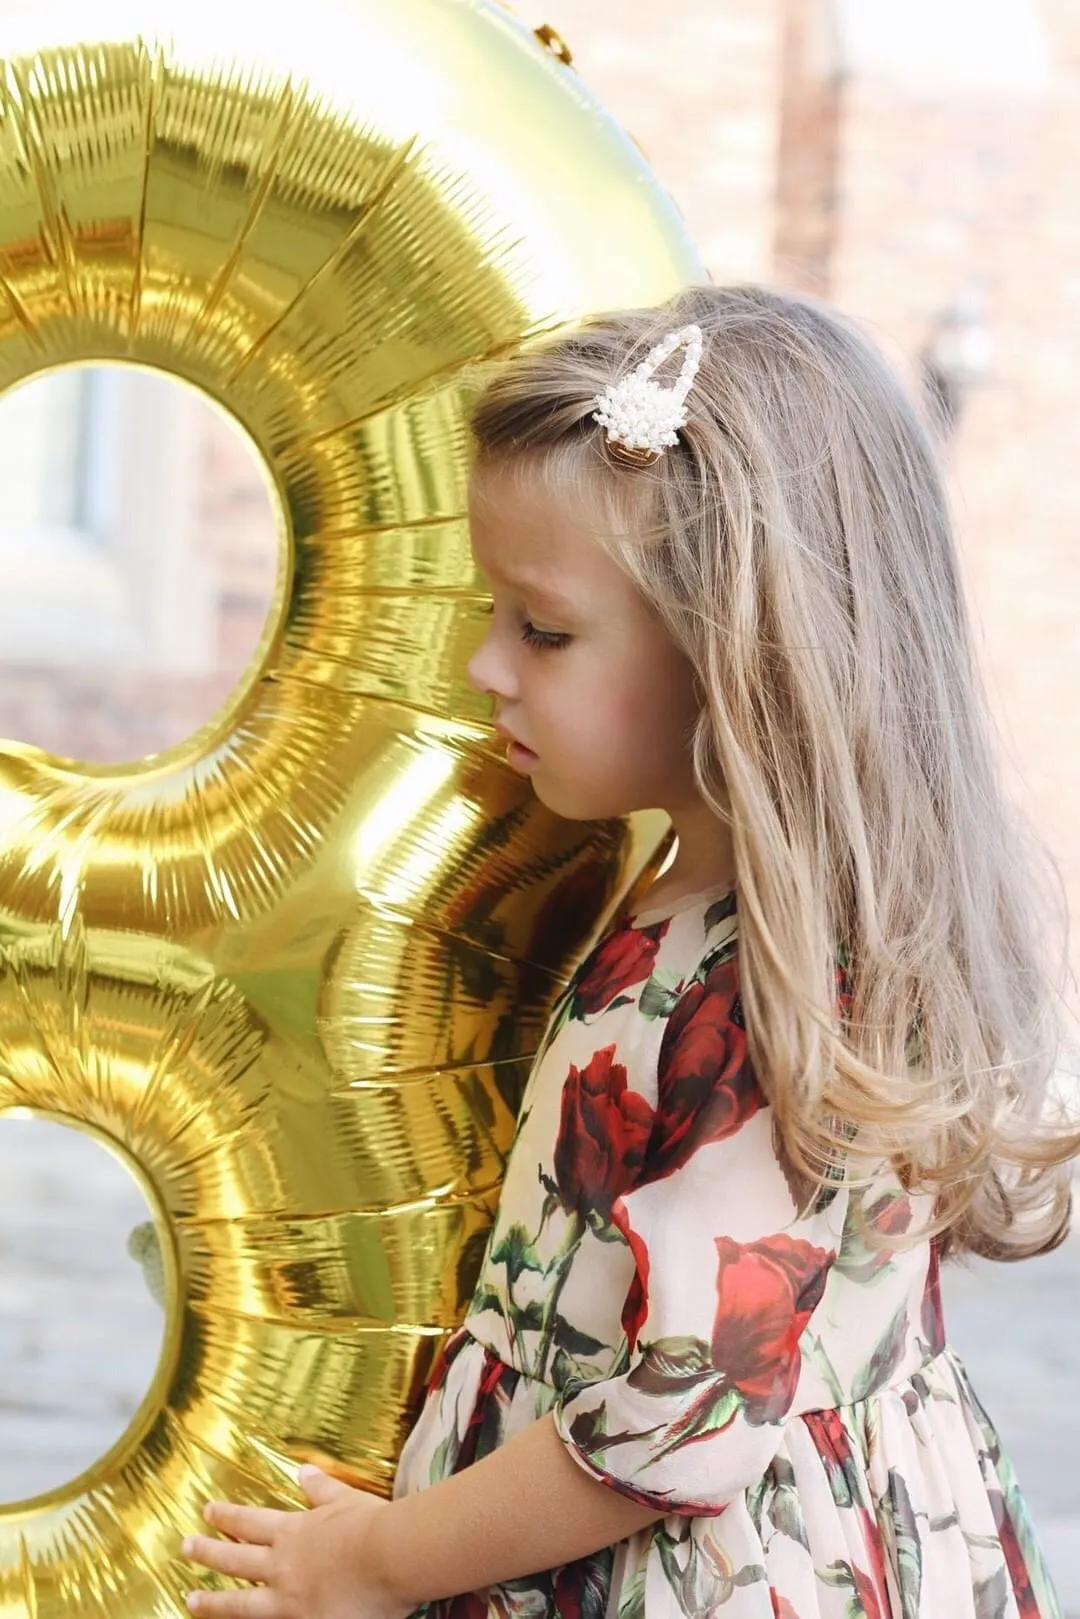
[
  {"x1": 558, "y1": 0, "x2": 1080, "y2": 1023},
  {"x1": 818, "y1": 1, "x2": 1080, "y2": 1022},
  {"x1": 2, "y1": 0, "x2": 1077, "y2": 1021},
  {"x1": 552, "y1": 1, "x2": 785, "y2": 283}
]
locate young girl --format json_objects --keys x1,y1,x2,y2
[{"x1": 184, "y1": 284, "x2": 1078, "y2": 1619}]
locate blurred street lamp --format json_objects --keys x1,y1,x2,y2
[{"x1": 920, "y1": 292, "x2": 993, "y2": 436}]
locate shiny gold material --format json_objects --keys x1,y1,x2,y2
[{"x1": 0, "y1": 0, "x2": 704, "y2": 1610}]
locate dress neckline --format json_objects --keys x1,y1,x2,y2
[{"x1": 623, "y1": 879, "x2": 736, "y2": 929}]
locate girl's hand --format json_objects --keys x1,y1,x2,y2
[{"x1": 182, "y1": 1465, "x2": 413, "y2": 1619}]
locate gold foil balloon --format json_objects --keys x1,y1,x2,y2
[{"x1": 0, "y1": 0, "x2": 705, "y2": 1611}]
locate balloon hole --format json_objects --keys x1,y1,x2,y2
[
  {"x1": 0, "y1": 363, "x2": 286, "y2": 767},
  {"x1": 0, "y1": 1112, "x2": 176, "y2": 1507}
]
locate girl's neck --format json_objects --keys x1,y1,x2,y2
[{"x1": 648, "y1": 796, "x2": 737, "y2": 910}]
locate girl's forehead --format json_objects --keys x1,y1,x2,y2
[{"x1": 468, "y1": 461, "x2": 620, "y2": 553}]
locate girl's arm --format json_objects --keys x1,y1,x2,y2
[
  {"x1": 373, "y1": 1410, "x2": 665, "y2": 1606},
  {"x1": 185, "y1": 1412, "x2": 665, "y2": 1617}
]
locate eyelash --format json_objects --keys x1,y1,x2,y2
[
  {"x1": 479, "y1": 601, "x2": 570, "y2": 650},
  {"x1": 520, "y1": 621, "x2": 572, "y2": 651}
]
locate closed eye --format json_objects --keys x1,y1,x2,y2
[
  {"x1": 476, "y1": 597, "x2": 571, "y2": 649},
  {"x1": 521, "y1": 621, "x2": 572, "y2": 650}
]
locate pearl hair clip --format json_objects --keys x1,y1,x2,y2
[{"x1": 591, "y1": 323, "x2": 704, "y2": 467}]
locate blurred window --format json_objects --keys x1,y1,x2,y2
[{"x1": 0, "y1": 366, "x2": 282, "y2": 764}]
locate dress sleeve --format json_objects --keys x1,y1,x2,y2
[{"x1": 551, "y1": 948, "x2": 843, "y2": 1517}]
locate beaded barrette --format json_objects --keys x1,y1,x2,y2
[{"x1": 591, "y1": 323, "x2": 703, "y2": 467}]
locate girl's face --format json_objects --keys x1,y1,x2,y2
[{"x1": 467, "y1": 465, "x2": 702, "y2": 823}]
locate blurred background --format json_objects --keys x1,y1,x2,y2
[
  {"x1": 2, "y1": 0, "x2": 1079, "y2": 1605},
  {"x1": 0, "y1": 366, "x2": 280, "y2": 764}
]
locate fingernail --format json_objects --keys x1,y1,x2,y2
[
  {"x1": 299, "y1": 1464, "x2": 317, "y2": 1480},
  {"x1": 202, "y1": 1502, "x2": 215, "y2": 1523},
  {"x1": 187, "y1": 1597, "x2": 201, "y2": 1615},
  {"x1": 182, "y1": 1538, "x2": 194, "y2": 1556}
]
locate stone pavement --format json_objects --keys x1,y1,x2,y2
[
  {"x1": 1, "y1": 1118, "x2": 1079, "y2": 1612},
  {"x1": 0, "y1": 1119, "x2": 165, "y2": 1504}
]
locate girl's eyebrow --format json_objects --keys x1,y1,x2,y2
[{"x1": 484, "y1": 571, "x2": 579, "y2": 615}]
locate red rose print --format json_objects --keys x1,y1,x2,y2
[
  {"x1": 857, "y1": 1518, "x2": 891, "y2": 1619},
  {"x1": 991, "y1": 1491, "x2": 1041, "y2": 1619},
  {"x1": 611, "y1": 1198, "x2": 650, "y2": 1352},
  {"x1": 553, "y1": 1046, "x2": 655, "y2": 1221},
  {"x1": 646, "y1": 951, "x2": 763, "y2": 1182},
  {"x1": 869, "y1": 1192, "x2": 913, "y2": 1241},
  {"x1": 835, "y1": 949, "x2": 853, "y2": 1023},
  {"x1": 770, "y1": 1596, "x2": 801, "y2": 1619},
  {"x1": 454, "y1": 1346, "x2": 513, "y2": 1471},
  {"x1": 711, "y1": 1233, "x2": 834, "y2": 1424},
  {"x1": 921, "y1": 1240, "x2": 945, "y2": 1355},
  {"x1": 572, "y1": 918, "x2": 669, "y2": 1016},
  {"x1": 852, "y1": 1564, "x2": 887, "y2": 1619},
  {"x1": 552, "y1": 1556, "x2": 609, "y2": 1619},
  {"x1": 810, "y1": 1405, "x2": 859, "y2": 1503},
  {"x1": 441, "y1": 1592, "x2": 489, "y2": 1619},
  {"x1": 426, "y1": 1325, "x2": 470, "y2": 1395}
]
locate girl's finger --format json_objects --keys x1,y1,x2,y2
[
  {"x1": 186, "y1": 1584, "x2": 280, "y2": 1617},
  {"x1": 202, "y1": 1501, "x2": 283, "y2": 1545},
  {"x1": 183, "y1": 1534, "x2": 272, "y2": 1582},
  {"x1": 299, "y1": 1465, "x2": 353, "y2": 1506}
]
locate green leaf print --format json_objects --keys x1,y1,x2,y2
[
  {"x1": 427, "y1": 1425, "x2": 461, "y2": 1488},
  {"x1": 626, "y1": 1335, "x2": 715, "y2": 1394},
  {"x1": 500, "y1": 1574, "x2": 564, "y2": 1619},
  {"x1": 819, "y1": 1560, "x2": 879, "y2": 1619},
  {"x1": 836, "y1": 1192, "x2": 910, "y2": 1285},
  {"x1": 469, "y1": 1281, "x2": 506, "y2": 1318},
  {"x1": 961, "y1": 1530, "x2": 1003, "y2": 1553},
  {"x1": 850, "y1": 1304, "x2": 909, "y2": 1402},
  {"x1": 638, "y1": 971, "x2": 684, "y2": 1019},
  {"x1": 646, "y1": 1381, "x2": 742, "y2": 1462},
  {"x1": 566, "y1": 1399, "x2": 611, "y2": 1453},
  {"x1": 620, "y1": 1335, "x2": 744, "y2": 1465},
  {"x1": 654, "y1": 1518, "x2": 740, "y2": 1619},
  {"x1": 591, "y1": 1215, "x2": 631, "y2": 1244},
  {"x1": 704, "y1": 893, "x2": 737, "y2": 930},
  {"x1": 819, "y1": 1560, "x2": 856, "y2": 1589},
  {"x1": 696, "y1": 935, "x2": 738, "y2": 979},
  {"x1": 764, "y1": 1456, "x2": 811, "y2": 1551},
  {"x1": 616, "y1": 1562, "x2": 647, "y2": 1619},
  {"x1": 512, "y1": 1298, "x2": 547, "y2": 1332},
  {"x1": 804, "y1": 1332, "x2": 848, "y2": 1406},
  {"x1": 550, "y1": 1345, "x2": 575, "y2": 1391},
  {"x1": 489, "y1": 1221, "x2": 544, "y2": 1285},
  {"x1": 732, "y1": 1564, "x2": 768, "y2": 1587},
  {"x1": 973, "y1": 1563, "x2": 1011, "y2": 1619},
  {"x1": 552, "y1": 1315, "x2": 608, "y2": 1358},
  {"x1": 536, "y1": 1210, "x2": 587, "y2": 1380},
  {"x1": 567, "y1": 1372, "x2": 740, "y2": 1479},
  {"x1": 883, "y1": 1468, "x2": 923, "y2": 1619},
  {"x1": 819, "y1": 1560, "x2": 887, "y2": 1619}
]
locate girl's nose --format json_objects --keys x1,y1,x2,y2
[{"x1": 466, "y1": 625, "x2": 511, "y2": 699}]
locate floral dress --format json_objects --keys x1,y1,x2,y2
[{"x1": 393, "y1": 886, "x2": 1061, "y2": 1619}]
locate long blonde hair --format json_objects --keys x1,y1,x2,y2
[{"x1": 468, "y1": 283, "x2": 1078, "y2": 1261}]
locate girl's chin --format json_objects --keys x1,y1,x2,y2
[{"x1": 529, "y1": 778, "x2": 630, "y2": 824}]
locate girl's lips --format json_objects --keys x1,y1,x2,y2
[{"x1": 494, "y1": 722, "x2": 538, "y2": 767}]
